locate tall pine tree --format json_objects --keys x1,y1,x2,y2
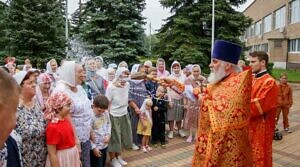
[
  {"x1": 155, "y1": 0, "x2": 251, "y2": 72},
  {"x1": 0, "y1": 1, "x2": 7, "y2": 61},
  {"x1": 4, "y1": 0, "x2": 66, "y2": 67},
  {"x1": 80, "y1": 0, "x2": 146, "y2": 64}
]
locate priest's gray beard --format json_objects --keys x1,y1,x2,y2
[{"x1": 207, "y1": 63, "x2": 227, "y2": 84}]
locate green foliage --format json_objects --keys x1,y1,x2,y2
[
  {"x1": 0, "y1": 1, "x2": 8, "y2": 61},
  {"x1": 272, "y1": 68, "x2": 300, "y2": 83},
  {"x1": 1, "y1": 0, "x2": 66, "y2": 68},
  {"x1": 155, "y1": 0, "x2": 251, "y2": 73},
  {"x1": 267, "y1": 62, "x2": 274, "y2": 75},
  {"x1": 78, "y1": 0, "x2": 146, "y2": 64},
  {"x1": 143, "y1": 34, "x2": 159, "y2": 56}
]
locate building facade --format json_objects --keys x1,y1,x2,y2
[{"x1": 243, "y1": 0, "x2": 300, "y2": 69}]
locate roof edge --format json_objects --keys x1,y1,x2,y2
[{"x1": 242, "y1": 0, "x2": 256, "y2": 13}]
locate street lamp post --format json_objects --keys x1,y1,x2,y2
[
  {"x1": 149, "y1": 21, "x2": 152, "y2": 56},
  {"x1": 65, "y1": 0, "x2": 69, "y2": 54}
]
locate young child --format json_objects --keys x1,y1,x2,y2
[
  {"x1": 90, "y1": 95, "x2": 111, "y2": 167},
  {"x1": 45, "y1": 92, "x2": 81, "y2": 167},
  {"x1": 277, "y1": 73, "x2": 293, "y2": 133},
  {"x1": 151, "y1": 86, "x2": 168, "y2": 148},
  {"x1": 137, "y1": 98, "x2": 153, "y2": 153}
]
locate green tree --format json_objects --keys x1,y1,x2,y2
[
  {"x1": 0, "y1": 1, "x2": 8, "y2": 62},
  {"x1": 3, "y1": 0, "x2": 66, "y2": 68},
  {"x1": 155, "y1": 0, "x2": 251, "y2": 72},
  {"x1": 80, "y1": 0, "x2": 146, "y2": 64},
  {"x1": 70, "y1": 0, "x2": 86, "y2": 36}
]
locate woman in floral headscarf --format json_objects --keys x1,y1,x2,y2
[{"x1": 35, "y1": 73, "x2": 52, "y2": 112}]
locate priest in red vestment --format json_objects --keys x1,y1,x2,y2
[
  {"x1": 192, "y1": 40, "x2": 253, "y2": 166},
  {"x1": 249, "y1": 51, "x2": 279, "y2": 167}
]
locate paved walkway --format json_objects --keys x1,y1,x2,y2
[{"x1": 119, "y1": 83, "x2": 300, "y2": 167}]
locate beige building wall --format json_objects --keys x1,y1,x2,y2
[{"x1": 243, "y1": 0, "x2": 300, "y2": 69}]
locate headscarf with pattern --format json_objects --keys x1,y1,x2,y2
[{"x1": 45, "y1": 92, "x2": 72, "y2": 122}]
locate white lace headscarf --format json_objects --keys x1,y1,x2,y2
[
  {"x1": 57, "y1": 61, "x2": 76, "y2": 87},
  {"x1": 46, "y1": 59, "x2": 57, "y2": 74}
]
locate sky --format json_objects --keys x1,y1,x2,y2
[
  {"x1": 1, "y1": 0, "x2": 254, "y2": 34},
  {"x1": 68, "y1": 0, "x2": 254, "y2": 35}
]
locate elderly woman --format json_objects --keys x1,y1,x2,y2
[
  {"x1": 95, "y1": 56, "x2": 107, "y2": 79},
  {"x1": 46, "y1": 59, "x2": 59, "y2": 87},
  {"x1": 183, "y1": 64, "x2": 206, "y2": 142},
  {"x1": 107, "y1": 68, "x2": 116, "y2": 85},
  {"x1": 35, "y1": 73, "x2": 52, "y2": 112},
  {"x1": 85, "y1": 58, "x2": 106, "y2": 98},
  {"x1": 128, "y1": 64, "x2": 148, "y2": 150},
  {"x1": 13, "y1": 71, "x2": 47, "y2": 167},
  {"x1": 156, "y1": 58, "x2": 170, "y2": 78},
  {"x1": 53, "y1": 61, "x2": 93, "y2": 167},
  {"x1": 118, "y1": 61, "x2": 128, "y2": 69}
]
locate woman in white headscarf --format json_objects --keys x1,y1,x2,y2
[
  {"x1": 117, "y1": 61, "x2": 128, "y2": 69},
  {"x1": 105, "y1": 67, "x2": 133, "y2": 167},
  {"x1": 14, "y1": 71, "x2": 47, "y2": 167},
  {"x1": 46, "y1": 59, "x2": 59, "y2": 87},
  {"x1": 85, "y1": 58, "x2": 106, "y2": 98},
  {"x1": 95, "y1": 56, "x2": 108, "y2": 79},
  {"x1": 52, "y1": 61, "x2": 93, "y2": 167},
  {"x1": 183, "y1": 64, "x2": 207, "y2": 142},
  {"x1": 107, "y1": 68, "x2": 116, "y2": 85},
  {"x1": 167, "y1": 61, "x2": 186, "y2": 139}
]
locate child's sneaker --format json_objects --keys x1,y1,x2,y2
[
  {"x1": 186, "y1": 135, "x2": 193, "y2": 143},
  {"x1": 161, "y1": 144, "x2": 166, "y2": 149},
  {"x1": 142, "y1": 146, "x2": 148, "y2": 153},
  {"x1": 146, "y1": 145, "x2": 152, "y2": 151}
]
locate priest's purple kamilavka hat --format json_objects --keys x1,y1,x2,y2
[{"x1": 212, "y1": 40, "x2": 241, "y2": 65}]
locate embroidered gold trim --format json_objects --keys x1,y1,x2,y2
[{"x1": 254, "y1": 98, "x2": 264, "y2": 115}]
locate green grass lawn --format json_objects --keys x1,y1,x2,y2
[{"x1": 272, "y1": 68, "x2": 300, "y2": 83}]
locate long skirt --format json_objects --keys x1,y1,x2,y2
[
  {"x1": 45, "y1": 146, "x2": 81, "y2": 167},
  {"x1": 167, "y1": 99, "x2": 184, "y2": 121}
]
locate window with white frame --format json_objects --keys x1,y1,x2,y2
[
  {"x1": 263, "y1": 14, "x2": 272, "y2": 33},
  {"x1": 289, "y1": 39, "x2": 300, "y2": 52},
  {"x1": 290, "y1": 0, "x2": 300, "y2": 24},
  {"x1": 253, "y1": 45, "x2": 261, "y2": 51},
  {"x1": 261, "y1": 43, "x2": 269, "y2": 52},
  {"x1": 275, "y1": 6, "x2": 286, "y2": 29},
  {"x1": 255, "y1": 21, "x2": 261, "y2": 36}
]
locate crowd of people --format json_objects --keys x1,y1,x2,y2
[{"x1": 0, "y1": 39, "x2": 294, "y2": 167}]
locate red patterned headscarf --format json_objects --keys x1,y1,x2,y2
[{"x1": 45, "y1": 92, "x2": 72, "y2": 121}]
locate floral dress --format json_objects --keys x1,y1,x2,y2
[{"x1": 15, "y1": 104, "x2": 47, "y2": 167}]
